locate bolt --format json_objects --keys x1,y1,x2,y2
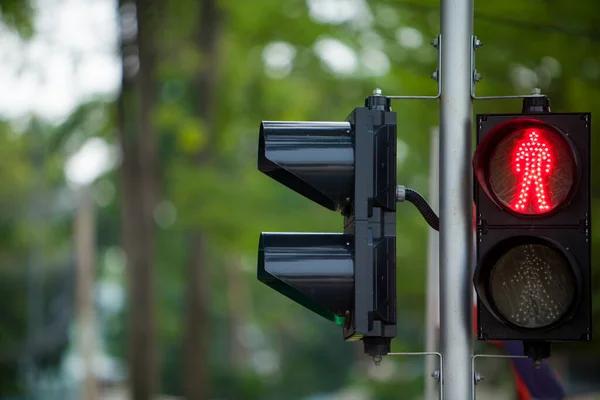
[
  {"x1": 474, "y1": 38, "x2": 482, "y2": 49},
  {"x1": 373, "y1": 88, "x2": 382, "y2": 96},
  {"x1": 474, "y1": 372, "x2": 484, "y2": 385},
  {"x1": 431, "y1": 69, "x2": 439, "y2": 82},
  {"x1": 372, "y1": 355, "x2": 383, "y2": 366},
  {"x1": 532, "y1": 87, "x2": 542, "y2": 95},
  {"x1": 473, "y1": 70, "x2": 482, "y2": 83},
  {"x1": 431, "y1": 370, "x2": 440, "y2": 381},
  {"x1": 431, "y1": 37, "x2": 439, "y2": 48}
]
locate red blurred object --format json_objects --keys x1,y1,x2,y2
[
  {"x1": 474, "y1": 119, "x2": 576, "y2": 216},
  {"x1": 513, "y1": 364, "x2": 533, "y2": 400}
]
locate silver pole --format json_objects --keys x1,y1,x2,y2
[
  {"x1": 74, "y1": 186, "x2": 99, "y2": 400},
  {"x1": 424, "y1": 126, "x2": 440, "y2": 399},
  {"x1": 439, "y1": 0, "x2": 474, "y2": 398}
]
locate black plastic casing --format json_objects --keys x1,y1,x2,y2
[
  {"x1": 257, "y1": 96, "x2": 397, "y2": 357},
  {"x1": 474, "y1": 113, "x2": 592, "y2": 342},
  {"x1": 342, "y1": 98, "x2": 397, "y2": 356}
]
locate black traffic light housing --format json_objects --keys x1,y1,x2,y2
[
  {"x1": 258, "y1": 95, "x2": 397, "y2": 357},
  {"x1": 473, "y1": 99, "x2": 592, "y2": 360}
]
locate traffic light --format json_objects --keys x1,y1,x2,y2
[
  {"x1": 257, "y1": 94, "x2": 397, "y2": 357},
  {"x1": 473, "y1": 97, "x2": 592, "y2": 361}
]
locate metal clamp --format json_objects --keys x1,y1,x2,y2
[
  {"x1": 395, "y1": 185, "x2": 406, "y2": 202},
  {"x1": 470, "y1": 35, "x2": 546, "y2": 100},
  {"x1": 386, "y1": 35, "x2": 442, "y2": 100},
  {"x1": 471, "y1": 354, "x2": 528, "y2": 400},
  {"x1": 388, "y1": 351, "x2": 443, "y2": 400}
]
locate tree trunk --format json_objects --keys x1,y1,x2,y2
[
  {"x1": 117, "y1": 0, "x2": 158, "y2": 398},
  {"x1": 184, "y1": 231, "x2": 209, "y2": 399},
  {"x1": 183, "y1": 0, "x2": 222, "y2": 398}
]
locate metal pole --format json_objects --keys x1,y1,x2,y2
[
  {"x1": 75, "y1": 186, "x2": 99, "y2": 400},
  {"x1": 439, "y1": 0, "x2": 474, "y2": 398},
  {"x1": 425, "y1": 126, "x2": 440, "y2": 399}
]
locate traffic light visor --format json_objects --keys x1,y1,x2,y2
[
  {"x1": 258, "y1": 233, "x2": 354, "y2": 324},
  {"x1": 258, "y1": 121, "x2": 354, "y2": 211},
  {"x1": 474, "y1": 119, "x2": 577, "y2": 215},
  {"x1": 475, "y1": 236, "x2": 580, "y2": 330}
]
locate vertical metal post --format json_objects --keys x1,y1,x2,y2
[
  {"x1": 439, "y1": 0, "x2": 474, "y2": 398},
  {"x1": 425, "y1": 126, "x2": 440, "y2": 399},
  {"x1": 75, "y1": 186, "x2": 99, "y2": 400}
]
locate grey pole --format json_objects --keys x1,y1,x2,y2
[
  {"x1": 424, "y1": 126, "x2": 440, "y2": 400},
  {"x1": 439, "y1": 0, "x2": 474, "y2": 398}
]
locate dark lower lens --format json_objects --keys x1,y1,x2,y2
[{"x1": 489, "y1": 243, "x2": 576, "y2": 329}]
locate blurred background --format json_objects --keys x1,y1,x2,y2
[{"x1": 1, "y1": 0, "x2": 600, "y2": 399}]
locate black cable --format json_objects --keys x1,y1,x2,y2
[{"x1": 404, "y1": 187, "x2": 439, "y2": 231}]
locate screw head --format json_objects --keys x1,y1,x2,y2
[
  {"x1": 431, "y1": 370, "x2": 440, "y2": 381},
  {"x1": 473, "y1": 71, "x2": 482, "y2": 83},
  {"x1": 532, "y1": 87, "x2": 542, "y2": 95},
  {"x1": 431, "y1": 37, "x2": 439, "y2": 48},
  {"x1": 474, "y1": 38, "x2": 482, "y2": 48},
  {"x1": 372, "y1": 355, "x2": 383, "y2": 366},
  {"x1": 431, "y1": 69, "x2": 439, "y2": 82},
  {"x1": 373, "y1": 88, "x2": 382, "y2": 96},
  {"x1": 474, "y1": 372, "x2": 484, "y2": 384}
]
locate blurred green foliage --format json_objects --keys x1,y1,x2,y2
[
  {"x1": 0, "y1": 0, "x2": 32, "y2": 37},
  {"x1": 1, "y1": 0, "x2": 600, "y2": 399}
]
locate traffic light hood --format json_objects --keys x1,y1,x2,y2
[
  {"x1": 258, "y1": 121, "x2": 354, "y2": 211},
  {"x1": 258, "y1": 233, "x2": 353, "y2": 324}
]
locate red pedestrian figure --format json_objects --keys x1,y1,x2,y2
[{"x1": 512, "y1": 129, "x2": 553, "y2": 213}]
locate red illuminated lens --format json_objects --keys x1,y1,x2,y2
[
  {"x1": 488, "y1": 126, "x2": 575, "y2": 215},
  {"x1": 512, "y1": 129, "x2": 553, "y2": 212}
]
